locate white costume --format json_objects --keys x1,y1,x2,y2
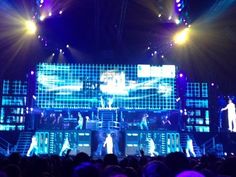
[
  {"x1": 27, "y1": 136, "x2": 38, "y2": 157},
  {"x1": 221, "y1": 100, "x2": 236, "y2": 132},
  {"x1": 186, "y1": 136, "x2": 196, "y2": 157},
  {"x1": 103, "y1": 134, "x2": 113, "y2": 154}
]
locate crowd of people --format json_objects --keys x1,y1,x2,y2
[{"x1": 0, "y1": 151, "x2": 236, "y2": 177}]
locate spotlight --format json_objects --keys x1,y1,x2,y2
[
  {"x1": 179, "y1": 73, "x2": 183, "y2": 77},
  {"x1": 31, "y1": 71, "x2": 34, "y2": 75},
  {"x1": 176, "y1": 0, "x2": 181, "y2": 3},
  {"x1": 177, "y1": 3, "x2": 181, "y2": 7},
  {"x1": 147, "y1": 46, "x2": 150, "y2": 50},
  {"x1": 158, "y1": 14, "x2": 162, "y2": 18},
  {"x1": 40, "y1": 15, "x2": 46, "y2": 21},
  {"x1": 161, "y1": 55, "x2": 164, "y2": 58},
  {"x1": 48, "y1": 12, "x2": 52, "y2": 17},
  {"x1": 154, "y1": 51, "x2": 157, "y2": 54},
  {"x1": 173, "y1": 28, "x2": 190, "y2": 45},
  {"x1": 59, "y1": 10, "x2": 63, "y2": 15},
  {"x1": 175, "y1": 19, "x2": 180, "y2": 24},
  {"x1": 52, "y1": 53, "x2": 55, "y2": 56},
  {"x1": 168, "y1": 16, "x2": 172, "y2": 20},
  {"x1": 59, "y1": 49, "x2": 63, "y2": 53},
  {"x1": 66, "y1": 44, "x2": 70, "y2": 48},
  {"x1": 24, "y1": 20, "x2": 37, "y2": 35}
]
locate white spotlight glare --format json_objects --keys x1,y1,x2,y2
[
  {"x1": 158, "y1": 14, "x2": 162, "y2": 18},
  {"x1": 39, "y1": 15, "x2": 46, "y2": 21},
  {"x1": 52, "y1": 53, "x2": 55, "y2": 56},
  {"x1": 173, "y1": 28, "x2": 190, "y2": 45},
  {"x1": 175, "y1": 19, "x2": 180, "y2": 24},
  {"x1": 161, "y1": 55, "x2": 164, "y2": 58},
  {"x1": 176, "y1": 0, "x2": 180, "y2": 3},
  {"x1": 168, "y1": 16, "x2": 172, "y2": 20},
  {"x1": 59, "y1": 10, "x2": 63, "y2": 15},
  {"x1": 49, "y1": 12, "x2": 52, "y2": 17},
  {"x1": 25, "y1": 20, "x2": 37, "y2": 35},
  {"x1": 59, "y1": 49, "x2": 63, "y2": 53},
  {"x1": 177, "y1": 3, "x2": 181, "y2": 7},
  {"x1": 66, "y1": 44, "x2": 69, "y2": 48}
]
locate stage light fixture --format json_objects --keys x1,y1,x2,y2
[
  {"x1": 175, "y1": 19, "x2": 180, "y2": 24},
  {"x1": 40, "y1": 14, "x2": 46, "y2": 21},
  {"x1": 173, "y1": 28, "x2": 190, "y2": 45},
  {"x1": 24, "y1": 20, "x2": 37, "y2": 35}
]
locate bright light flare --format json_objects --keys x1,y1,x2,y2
[
  {"x1": 24, "y1": 20, "x2": 37, "y2": 35},
  {"x1": 173, "y1": 28, "x2": 190, "y2": 45}
]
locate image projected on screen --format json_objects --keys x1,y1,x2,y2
[{"x1": 36, "y1": 63, "x2": 176, "y2": 110}]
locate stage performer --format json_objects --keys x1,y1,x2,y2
[
  {"x1": 103, "y1": 133, "x2": 113, "y2": 154},
  {"x1": 221, "y1": 98, "x2": 236, "y2": 132},
  {"x1": 26, "y1": 135, "x2": 38, "y2": 156},
  {"x1": 140, "y1": 113, "x2": 149, "y2": 130}
]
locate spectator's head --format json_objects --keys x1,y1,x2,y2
[
  {"x1": 176, "y1": 170, "x2": 205, "y2": 177},
  {"x1": 3, "y1": 164, "x2": 22, "y2": 177},
  {"x1": 103, "y1": 154, "x2": 118, "y2": 167},
  {"x1": 74, "y1": 152, "x2": 90, "y2": 165},
  {"x1": 0, "y1": 171, "x2": 7, "y2": 177},
  {"x1": 142, "y1": 160, "x2": 170, "y2": 177},
  {"x1": 165, "y1": 152, "x2": 189, "y2": 175},
  {"x1": 103, "y1": 165, "x2": 127, "y2": 177},
  {"x1": 72, "y1": 162, "x2": 99, "y2": 177}
]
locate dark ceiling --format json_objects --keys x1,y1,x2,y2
[{"x1": 0, "y1": 0, "x2": 236, "y2": 94}]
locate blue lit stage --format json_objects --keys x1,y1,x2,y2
[{"x1": 0, "y1": 63, "x2": 228, "y2": 157}]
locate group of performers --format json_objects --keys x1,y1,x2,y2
[{"x1": 38, "y1": 111, "x2": 90, "y2": 130}]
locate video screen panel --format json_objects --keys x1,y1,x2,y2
[{"x1": 36, "y1": 63, "x2": 176, "y2": 110}]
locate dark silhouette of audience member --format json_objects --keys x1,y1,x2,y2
[
  {"x1": 103, "y1": 154, "x2": 118, "y2": 167},
  {"x1": 3, "y1": 164, "x2": 22, "y2": 177},
  {"x1": 0, "y1": 171, "x2": 7, "y2": 177},
  {"x1": 74, "y1": 152, "x2": 90, "y2": 165},
  {"x1": 142, "y1": 160, "x2": 170, "y2": 177},
  {"x1": 165, "y1": 152, "x2": 190, "y2": 176},
  {"x1": 103, "y1": 165, "x2": 127, "y2": 177},
  {"x1": 72, "y1": 162, "x2": 99, "y2": 177},
  {"x1": 176, "y1": 170, "x2": 205, "y2": 177}
]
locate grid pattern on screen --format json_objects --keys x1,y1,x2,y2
[
  {"x1": 185, "y1": 82, "x2": 209, "y2": 132},
  {"x1": 36, "y1": 63, "x2": 176, "y2": 110},
  {"x1": 0, "y1": 80, "x2": 27, "y2": 131}
]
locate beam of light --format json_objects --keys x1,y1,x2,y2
[
  {"x1": 0, "y1": 1, "x2": 39, "y2": 75},
  {"x1": 205, "y1": 0, "x2": 236, "y2": 21},
  {"x1": 173, "y1": 28, "x2": 190, "y2": 45}
]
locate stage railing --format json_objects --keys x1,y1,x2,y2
[
  {"x1": 0, "y1": 136, "x2": 11, "y2": 155},
  {"x1": 201, "y1": 135, "x2": 217, "y2": 155}
]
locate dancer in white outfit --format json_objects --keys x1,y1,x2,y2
[
  {"x1": 103, "y1": 133, "x2": 113, "y2": 154},
  {"x1": 27, "y1": 135, "x2": 38, "y2": 157},
  {"x1": 186, "y1": 135, "x2": 196, "y2": 157},
  {"x1": 221, "y1": 99, "x2": 236, "y2": 132}
]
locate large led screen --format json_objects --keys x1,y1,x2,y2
[{"x1": 36, "y1": 63, "x2": 176, "y2": 110}]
